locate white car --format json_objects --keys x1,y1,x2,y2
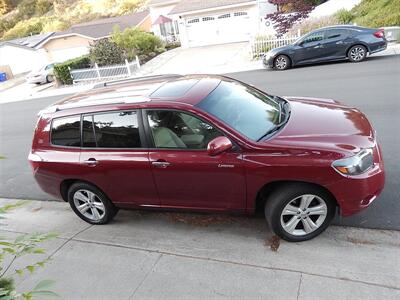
[{"x1": 26, "y1": 63, "x2": 55, "y2": 84}]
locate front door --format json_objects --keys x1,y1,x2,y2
[
  {"x1": 294, "y1": 30, "x2": 326, "y2": 64},
  {"x1": 145, "y1": 109, "x2": 246, "y2": 210},
  {"x1": 79, "y1": 110, "x2": 159, "y2": 206}
]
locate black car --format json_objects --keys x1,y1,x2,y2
[{"x1": 263, "y1": 25, "x2": 387, "y2": 70}]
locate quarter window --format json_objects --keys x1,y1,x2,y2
[
  {"x1": 147, "y1": 110, "x2": 222, "y2": 149},
  {"x1": 51, "y1": 116, "x2": 81, "y2": 147},
  {"x1": 82, "y1": 111, "x2": 141, "y2": 148}
]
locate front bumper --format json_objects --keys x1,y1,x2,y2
[
  {"x1": 262, "y1": 55, "x2": 275, "y2": 69},
  {"x1": 326, "y1": 153, "x2": 385, "y2": 216}
]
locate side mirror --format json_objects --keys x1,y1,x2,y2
[{"x1": 207, "y1": 136, "x2": 233, "y2": 156}]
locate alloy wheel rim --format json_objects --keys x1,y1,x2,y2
[
  {"x1": 73, "y1": 189, "x2": 105, "y2": 221},
  {"x1": 350, "y1": 47, "x2": 365, "y2": 61},
  {"x1": 280, "y1": 194, "x2": 327, "y2": 236},
  {"x1": 275, "y1": 56, "x2": 287, "y2": 69}
]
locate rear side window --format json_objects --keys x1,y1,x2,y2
[
  {"x1": 82, "y1": 111, "x2": 141, "y2": 148},
  {"x1": 51, "y1": 116, "x2": 81, "y2": 147},
  {"x1": 326, "y1": 29, "x2": 347, "y2": 39}
]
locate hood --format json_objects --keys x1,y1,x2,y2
[
  {"x1": 267, "y1": 97, "x2": 375, "y2": 155},
  {"x1": 267, "y1": 44, "x2": 294, "y2": 55}
]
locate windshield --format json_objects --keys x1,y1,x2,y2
[{"x1": 197, "y1": 80, "x2": 281, "y2": 141}]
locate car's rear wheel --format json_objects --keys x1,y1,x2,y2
[
  {"x1": 264, "y1": 184, "x2": 336, "y2": 242},
  {"x1": 68, "y1": 182, "x2": 118, "y2": 224},
  {"x1": 274, "y1": 55, "x2": 291, "y2": 70},
  {"x1": 348, "y1": 45, "x2": 367, "y2": 62}
]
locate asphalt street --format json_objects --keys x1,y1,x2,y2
[{"x1": 0, "y1": 55, "x2": 399, "y2": 230}]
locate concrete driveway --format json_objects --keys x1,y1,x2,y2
[{"x1": 139, "y1": 42, "x2": 260, "y2": 75}]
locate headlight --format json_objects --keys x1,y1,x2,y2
[{"x1": 332, "y1": 148, "x2": 374, "y2": 176}]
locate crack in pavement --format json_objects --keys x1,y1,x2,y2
[{"x1": 3, "y1": 227, "x2": 399, "y2": 292}]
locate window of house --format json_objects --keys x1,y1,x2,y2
[
  {"x1": 234, "y1": 12, "x2": 247, "y2": 17},
  {"x1": 160, "y1": 23, "x2": 167, "y2": 36},
  {"x1": 218, "y1": 14, "x2": 231, "y2": 19},
  {"x1": 82, "y1": 111, "x2": 141, "y2": 148},
  {"x1": 187, "y1": 18, "x2": 199, "y2": 24},
  {"x1": 51, "y1": 116, "x2": 81, "y2": 147},
  {"x1": 174, "y1": 20, "x2": 180, "y2": 34},
  {"x1": 202, "y1": 16, "x2": 215, "y2": 22},
  {"x1": 147, "y1": 110, "x2": 222, "y2": 149}
]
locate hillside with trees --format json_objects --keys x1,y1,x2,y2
[{"x1": 0, "y1": 0, "x2": 146, "y2": 40}]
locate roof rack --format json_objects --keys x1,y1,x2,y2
[{"x1": 93, "y1": 74, "x2": 183, "y2": 89}]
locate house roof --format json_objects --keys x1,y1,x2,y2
[
  {"x1": 169, "y1": 0, "x2": 255, "y2": 15},
  {"x1": 0, "y1": 32, "x2": 55, "y2": 50},
  {"x1": 153, "y1": 15, "x2": 172, "y2": 25},
  {"x1": 52, "y1": 9, "x2": 150, "y2": 40}
]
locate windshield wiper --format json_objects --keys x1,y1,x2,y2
[{"x1": 257, "y1": 100, "x2": 290, "y2": 142}]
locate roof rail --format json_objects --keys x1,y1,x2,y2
[{"x1": 93, "y1": 74, "x2": 183, "y2": 89}]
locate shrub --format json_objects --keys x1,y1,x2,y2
[
  {"x1": 112, "y1": 27, "x2": 165, "y2": 62},
  {"x1": 288, "y1": 15, "x2": 339, "y2": 36},
  {"x1": 41, "y1": 17, "x2": 70, "y2": 32},
  {"x1": 335, "y1": 9, "x2": 354, "y2": 24},
  {"x1": 350, "y1": 0, "x2": 400, "y2": 28},
  {"x1": 2, "y1": 17, "x2": 44, "y2": 40},
  {"x1": 89, "y1": 38, "x2": 125, "y2": 66},
  {"x1": 54, "y1": 55, "x2": 91, "y2": 85},
  {"x1": 35, "y1": 0, "x2": 53, "y2": 15}
]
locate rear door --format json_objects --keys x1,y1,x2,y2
[
  {"x1": 321, "y1": 29, "x2": 351, "y2": 59},
  {"x1": 79, "y1": 110, "x2": 159, "y2": 207},
  {"x1": 144, "y1": 109, "x2": 246, "y2": 210}
]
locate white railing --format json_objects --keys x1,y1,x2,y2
[
  {"x1": 70, "y1": 57, "x2": 140, "y2": 84},
  {"x1": 251, "y1": 34, "x2": 300, "y2": 59}
]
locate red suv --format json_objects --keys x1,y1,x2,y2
[{"x1": 29, "y1": 75, "x2": 385, "y2": 241}]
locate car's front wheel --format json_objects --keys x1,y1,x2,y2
[
  {"x1": 348, "y1": 45, "x2": 367, "y2": 62},
  {"x1": 264, "y1": 184, "x2": 336, "y2": 242},
  {"x1": 274, "y1": 55, "x2": 291, "y2": 70},
  {"x1": 68, "y1": 182, "x2": 118, "y2": 224}
]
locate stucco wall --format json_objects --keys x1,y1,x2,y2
[{"x1": 0, "y1": 46, "x2": 49, "y2": 75}]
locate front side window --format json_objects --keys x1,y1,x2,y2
[
  {"x1": 82, "y1": 111, "x2": 141, "y2": 148},
  {"x1": 197, "y1": 80, "x2": 281, "y2": 141},
  {"x1": 51, "y1": 116, "x2": 81, "y2": 147},
  {"x1": 147, "y1": 110, "x2": 222, "y2": 149},
  {"x1": 301, "y1": 31, "x2": 325, "y2": 44}
]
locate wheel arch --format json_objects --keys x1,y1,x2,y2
[
  {"x1": 254, "y1": 180, "x2": 338, "y2": 215},
  {"x1": 60, "y1": 179, "x2": 107, "y2": 202},
  {"x1": 346, "y1": 43, "x2": 370, "y2": 56}
]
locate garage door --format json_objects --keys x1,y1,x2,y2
[
  {"x1": 185, "y1": 11, "x2": 252, "y2": 47},
  {"x1": 50, "y1": 46, "x2": 89, "y2": 63}
]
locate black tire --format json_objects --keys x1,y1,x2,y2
[
  {"x1": 46, "y1": 75, "x2": 54, "y2": 83},
  {"x1": 274, "y1": 55, "x2": 291, "y2": 70},
  {"x1": 264, "y1": 183, "x2": 336, "y2": 242},
  {"x1": 68, "y1": 182, "x2": 118, "y2": 225},
  {"x1": 348, "y1": 45, "x2": 367, "y2": 63}
]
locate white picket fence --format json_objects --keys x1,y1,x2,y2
[
  {"x1": 251, "y1": 34, "x2": 300, "y2": 58},
  {"x1": 70, "y1": 57, "x2": 141, "y2": 84}
]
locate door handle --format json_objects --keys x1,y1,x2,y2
[
  {"x1": 83, "y1": 158, "x2": 98, "y2": 167},
  {"x1": 151, "y1": 160, "x2": 171, "y2": 168},
  {"x1": 314, "y1": 44, "x2": 323, "y2": 49}
]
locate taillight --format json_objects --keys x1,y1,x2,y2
[{"x1": 373, "y1": 29, "x2": 385, "y2": 38}]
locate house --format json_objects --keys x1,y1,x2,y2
[
  {"x1": 0, "y1": 33, "x2": 53, "y2": 76},
  {"x1": 148, "y1": 0, "x2": 277, "y2": 48},
  {"x1": 37, "y1": 9, "x2": 151, "y2": 63}
]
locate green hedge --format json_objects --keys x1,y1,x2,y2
[{"x1": 54, "y1": 55, "x2": 91, "y2": 85}]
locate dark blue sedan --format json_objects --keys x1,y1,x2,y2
[{"x1": 263, "y1": 25, "x2": 387, "y2": 70}]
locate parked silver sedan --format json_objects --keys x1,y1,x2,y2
[{"x1": 26, "y1": 63, "x2": 55, "y2": 84}]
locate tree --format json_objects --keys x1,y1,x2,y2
[
  {"x1": 112, "y1": 26, "x2": 165, "y2": 62},
  {"x1": 89, "y1": 38, "x2": 125, "y2": 66},
  {"x1": 267, "y1": 0, "x2": 327, "y2": 36}
]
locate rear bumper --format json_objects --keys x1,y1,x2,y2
[
  {"x1": 326, "y1": 159, "x2": 385, "y2": 216},
  {"x1": 369, "y1": 41, "x2": 387, "y2": 54}
]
